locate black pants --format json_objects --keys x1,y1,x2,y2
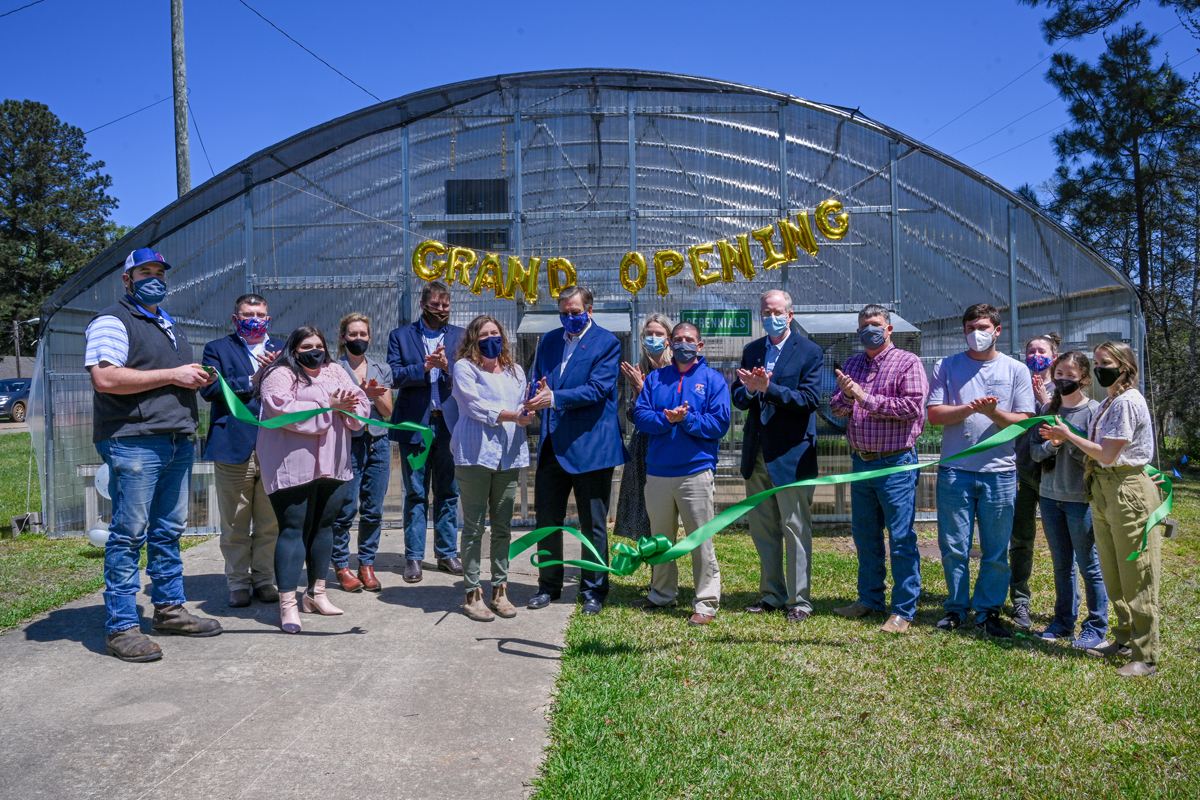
[
  {"x1": 535, "y1": 435, "x2": 615, "y2": 603},
  {"x1": 1008, "y1": 474, "x2": 1041, "y2": 607},
  {"x1": 269, "y1": 478, "x2": 351, "y2": 593}
]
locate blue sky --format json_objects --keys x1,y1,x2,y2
[{"x1": 2, "y1": 0, "x2": 1194, "y2": 228}]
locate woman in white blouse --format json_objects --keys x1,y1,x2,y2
[
  {"x1": 451, "y1": 315, "x2": 532, "y2": 621},
  {"x1": 1042, "y1": 341, "x2": 1163, "y2": 677}
]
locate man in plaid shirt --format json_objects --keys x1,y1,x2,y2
[{"x1": 829, "y1": 304, "x2": 929, "y2": 634}]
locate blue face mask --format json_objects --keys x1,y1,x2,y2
[
  {"x1": 479, "y1": 335, "x2": 503, "y2": 359},
  {"x1": 762, "y1": 313, "x2": 789, "y2": 337},
  {"x1": 560, "y1": 312, "x2": 589, "y2": 336},
  {"x1": 672, "y1": 341, "x2": 699, "y2": 365},
  {"x1": 130, "y1": 276, "x2": 167, "y2": 306},
  {"x1": 859, "y1": 325, "x2": 888, "y2": 350},
  {"x1": 642, "y1": 335, "x2": 667, "y2": 354}
]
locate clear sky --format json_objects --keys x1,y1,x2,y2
[{"x1": 1, "y1": 0, "x2": 1194, "y2": 228}]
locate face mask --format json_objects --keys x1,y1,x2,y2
[
  {"x1": 672, "y1": 342, "x2": 699, "y2": 365},
  {"x1": 422, "y1": 306, "x2": 450, "y2": 328},
  {"x1": 130, "y1": 276, "x2": 167, "y2": 306},
  {"x1": 1055, "y1": 378, "x2": 1081, "y2": 396},
  {"x1": 966, "y1": 330, "x2": 995, "y2": 353},
  {"x1": 1026, "y1": 354, "x2": 1052, "y2": 372},
  {"x1": 642, "y1": 335, "x2": 667, "y2": 355},
  {"x1": 859, "y1": 325, "x2": 888, "y2": 350},
  {"x1": 295, "y1": 349, "x2": 325, "y2": 369},
  {"x1": 1094, "y1": 366, "x2": 1122, "y2": 388},
  {"x1": 479, "y1": 336, "x2": 503, "y2": 359},
  {"x1": 560, "y1": 312, "x2": 589, "y2": 336},
  {"x1": 344, "y1": 338, "x2": 369, "y2": 357},
  {"x1": 235, "y1": 316, "x2": 269, "y2": 340},
  {"x1": 762, "y1": 314, "x2": 789, "y2": 337}
]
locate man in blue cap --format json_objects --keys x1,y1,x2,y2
[{"x1": 85, "y1": 248, "x2": 223, "y2": 662}]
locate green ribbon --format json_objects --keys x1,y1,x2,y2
[
  {"x1": 510, "y1": 414, "x2": 1172, "y2": 574},
  {"x1": 213, "y1": 372, "x2": 434, "y2": 469}
]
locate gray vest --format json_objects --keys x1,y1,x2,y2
[{"x1": 91, "y1": 296, "x2": 199, "y2": 443}]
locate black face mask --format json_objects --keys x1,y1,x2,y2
[
  {"x1": 1055, "y1": 378, "x2": 1081, "y2": 396},
  {"x1": 423, "y1": 306, "x2": 450, "y2": 328},
  {"x1": 344, "y1": 339, "x2": 369, "y2": 357},
  {"x1": 296, "y1": 349, "x2": 325, "y2": 369},
  {"x1": 1094, "y1": 366, "x2": 1122, "y2": 388}
]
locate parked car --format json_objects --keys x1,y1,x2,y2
[{"x1": 0, "y1": 379, "x2": 30, "y2": 423}]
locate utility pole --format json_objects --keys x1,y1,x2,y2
[
  {"x1": 11, "y1": 322, "x2": 19, "y2": 379},
  {"x1": 171, "y1": 0, "x2": 191, "y2": 197}
]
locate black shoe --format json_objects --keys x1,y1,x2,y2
[
  {"x1": 253, "y1": 584, "x2": 279, "y2": 603},
  {"x1": 1009, "y1": 602, "x2": 1032, "y2": 631},
  {"x1": 936, "y1": 611, "x2": 963, "y2": 632},
  {"x1": 976, "y1": 611, "x2": 1014, "y2": 639},
  {"x1": 403, "y1": 559, "x2": 423, "y2": 583},
  {"x1": 581, "y1": 599, "x2": 602, "y2": 615},
  {"x1": 437, "y1": 557, "x2": 464, "y2": 576},
  {"x1": 527, "y1": 591, "x2": 561, "y2": 610},
  {"x1": 228, "y1": 588, "x2": 251, "y2": 608},
  {"x1": 743, "y1": 600, "x2": 783, "y2": 614}
]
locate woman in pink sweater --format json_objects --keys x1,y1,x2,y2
[{"x1": 256, "y1": 326, "x2": 369, "y2": 632}]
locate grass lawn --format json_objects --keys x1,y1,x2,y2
[
  {"x1": 0, "y1": 433, "x2": 39, "y2": 533},
  {"x1": 534, "y1": 474, "x2": 1200, "y2": 799}
]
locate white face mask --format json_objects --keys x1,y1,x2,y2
[{"x1": 966, "y1": 330, "x2": 995, "y2": 353}]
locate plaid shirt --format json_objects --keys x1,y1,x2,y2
[{"x1": 830, "y1": 342, "x2": 929, "y2": 453}]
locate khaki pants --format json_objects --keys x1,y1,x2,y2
[
  {"x1": 746, "y1": 447, "x2": 816, "y2": 612},
  {"x1": 215, "y1": 453, "x2": 279, "y2": 591},
  {"x1": 1090, "y1": 466, "x2": 1162, "y2": 663},
  {"x1": 456, "y1": 465, "x2": 519, "y2": 592},
  {"x1": 644, "y1": 470, "x2": 722, "y2": 616}
]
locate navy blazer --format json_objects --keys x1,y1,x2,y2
[
  {"x1": 731, "y1": 323, "x2": 823, "y2": 486},
  {"x1": 200, "y1": 333, "x2": 287, "y2": 465},
  {"x1": 387, "y1": 320, "x2": 464, "y2": 445},
  {"x1": 529, "y1": 323, "x2": 629, "y2": 475}
]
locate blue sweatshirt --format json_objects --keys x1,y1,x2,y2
[{"x1": 633, "y1": 356, "x2": 731, "y2": 477}]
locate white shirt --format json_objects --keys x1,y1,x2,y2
[
  {"x1": 551, "y1": 321, "x2": 592, "y2": 410},
  {"x1": 240, "y1": 336, "x2": 267, "y2": 374},
  {"x1": 419, "y1": 318, "x2": 447, "y2": 411},
  {"x1": 450, "y1": 360, "x2": 530, "y2": 470},
  {"x1": 1090, "y1": 389, "x2": 1155, "y2": 468}
]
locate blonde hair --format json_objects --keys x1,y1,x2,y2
[
  {"x1": 639, "y1": 313, "x2": 674, "y2": 375},
  {"x1": 1093, "y1": 341, "x2": 1138, "y2": 398},
  {"x1": 338, "y1": 312, "x2": 371, "y2": 357}
]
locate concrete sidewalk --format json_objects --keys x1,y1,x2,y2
[{"x1": 0, "y1": 531, "x2": 578, "y2": 800}]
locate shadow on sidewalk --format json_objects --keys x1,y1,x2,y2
[{"x1": 22, "y1": 605, "x2": 109, "y2": 655}]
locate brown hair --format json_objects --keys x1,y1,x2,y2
[
  {"x1": 1093, "y1": 341, "x2": 1138, "y2": 398},
  {"x1": 1025, "y1": 332, "x2": 1061, "y2": 355},
  {"x1": 456, "y1": 314, "x2": 514, "y2": 371},
  {"x1": 962, "y1": 303, "x2": 1001, "y2": 328},
  {"x1": 338, "y1": 312, "x2": 371, "y2": 357},
  {"x1": 1046, "y1": 351, "x2": 1091, "y2": 415}
]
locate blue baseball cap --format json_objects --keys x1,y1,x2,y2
[{"x1": 123, "y1": 248, "x2": 172, "y2": 272}]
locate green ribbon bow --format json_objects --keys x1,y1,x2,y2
[
  {"x1": 510, "y1": 414, "x2": 1172, "y2": 575},
  {"x1": 213, "y1": 372, "x2": 434, "y2": 469}
]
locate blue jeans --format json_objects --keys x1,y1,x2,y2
[
  {"x1": 332, "y1": 435, "x2": 392, "y2": 568},
  {"x1": 96, "y1": 435, "x2": 193, "y2": 634},
  {"x1": 937, "y1": 467, "x2": 1016, "y2": 618},
  {"x1": 398, "y1": 415, "x2": 458, "y2": 560},
  {"x1": 1040, "y1": 497, "x2": 1109, "y2": 637},
  {"x1": 850, "y1": 450, "x2": 921, "y2": 621}
]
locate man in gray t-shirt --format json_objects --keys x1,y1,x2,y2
[{"x1": 927, "y1": 303, "x2": 1035, "y2": 638}]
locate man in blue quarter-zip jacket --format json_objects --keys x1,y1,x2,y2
[{"x1": 633, "y1": 321, "x2": 731, "y2": 625}]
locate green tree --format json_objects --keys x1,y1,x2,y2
[
  {"x1": 1019, "y1": 0, "x2": 1200, "y2": 40},
  {"x1": 0, "y1": 99, "x2": 119, "y2": 355}
]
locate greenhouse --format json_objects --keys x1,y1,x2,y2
[{"x1": 29, "y1": 68, "x2": 1143, "y2": 536}]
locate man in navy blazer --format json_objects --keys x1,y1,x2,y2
[
  {"x1": 524, "y1": 284, "x2": 628, "y2": 615},
  {"x1": 387, "y1": 280, "x2": 465, "y2": 583},
  {"x1": 732, "y1": 289, "x2": 823, "y2": 622},
  {"x1": 200, "y1": 293, "x2": 286, "y2": 608}
]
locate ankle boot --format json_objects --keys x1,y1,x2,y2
[
  {"x1": 301, "y1": 579, "x2": 344, "y2": 615},
  {"x1": 151, "y1": 604, "x2": 223, "y2": 637},
  {"x1": 278, "y1": 591, "x2": 301, "y2": 634},
  {"x1": 489, "y1": 584, "x2": 517, "y2": 618},
  {"x1": 462, "y1": 588, "x2": 495, "y2": 622}
]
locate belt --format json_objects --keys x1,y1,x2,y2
[
  {"x1": 854, "y1": 446, "x2": 912, "y2": 462},
  {"x1": 429, "y1": 409, "x2": 443, "y2": 418}
]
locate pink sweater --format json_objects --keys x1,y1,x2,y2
[{"x1": 256, "y1": 363, "x2": 370, "y2": 494}]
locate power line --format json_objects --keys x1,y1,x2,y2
[
  {"x1": 972, "y1": 121, "x2": 1069, "y2": 167},
  {"x1": 236, "y1": 0, "x2": 381, "y2": 103},
  {"x1": 84, "y1": 93, "x2": 175, "y2": 134},
  {"x1": 950, "y1": 97, "x2": 1060, "y2": 156},
  {"x1": 187, "y1": 100, "x2": 215, "y2": 178},
  {"x1": 0, "y1": 0, "x2": 46, "y2": 19}
]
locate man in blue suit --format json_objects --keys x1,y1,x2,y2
[
  {"x1": 524, "y1": 284, "x2": 629, "y2": 615},
  {"x1": 732, "y1": 289, "x2": 824, "y2": 622},
  {"x1": 387, "y1": 280, "x2": 464, "y2": 583},
  {"x1": 200, "y1": 293, "x2": 286, "y2": 608}
]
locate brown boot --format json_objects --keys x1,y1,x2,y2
[
  {"x1": 335, "y1": 567, "x2": 363, "y2": 593},
  {"x1": 105, "y1": 627, "x2": 163, "y2": 662},
  {"x1": 151, "y1": 604, "x2": 223, "y2": 637},
  {"x1": 358, "y1": 565, "x2": 381, "y2": 592},
  {"x1": 462, "y1": 588, "x2": 495, "y2": 622},
  {"x1": 489, "y1": 584, "x2": 517, "y2": 618}
]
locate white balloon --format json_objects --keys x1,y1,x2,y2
[
  {"x1": 87, "y1": 522, "x2": 110, "y2": 549},
  {"x1": 94, "y1": 463, "x2": 111, "y2": 501}
]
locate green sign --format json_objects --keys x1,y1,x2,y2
[{"x1": 680, "y1": 309, "x2": 752, "y2": 337}]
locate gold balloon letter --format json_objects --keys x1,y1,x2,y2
[
  {"x1": 619, "y1": 252, "x2": 648, "y2": 294},
  {"x1": 777, "y1": 213, "x2": 820, "y2": 259},
  {"x1": 413, "y1": 240, "x2": 448, "y2": 281},
  {"x1": 504, "y1": 256, "x2": 540, "y2": 303},
  {"x1": 814, "y1": 199, "x2": 849, "y2": 240},
  {"x1": 653, "y1": 250, "x2": 684, "y2": 296},
  {"x1": 688, "y1": 243, "x2": 721, "y2": 287},
  {"x1": 547, "y1": 257, "x2": 577, "y2": 299},
  {"x1": 472, "y1": 253, "x2": 505, "y2": 296},
  {"x1": 444, "y1": 247, "x2": 477, "y2": 287},
  {"x1": 752, "y1": 225, "x2": 791, "y2": 270},
  {"x1": 717, "y1": 234, "x2": 755, "y2": 282}
]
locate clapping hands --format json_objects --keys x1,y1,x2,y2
[
  {"x1": 425, "y1": 344, "x2": 449, "y2": 372},
  {"x1": 664, "y1": 401, "x2": 690, "y2": 423},
  {"x1": 620, "y1": 362, "x2": 645, "y2": 395},
  {"x1": 328, "y1": 388, "x2": 358, "y2": 412},
  {"x1": 362, "y1": 378, "x2": 388, "y2": 399},
  {"x1": 835, "y1": 368, "x2": 864, "y2": 402},
  {"x1": 735, "y1": 366, "x2": 771, "y2": 394}
]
